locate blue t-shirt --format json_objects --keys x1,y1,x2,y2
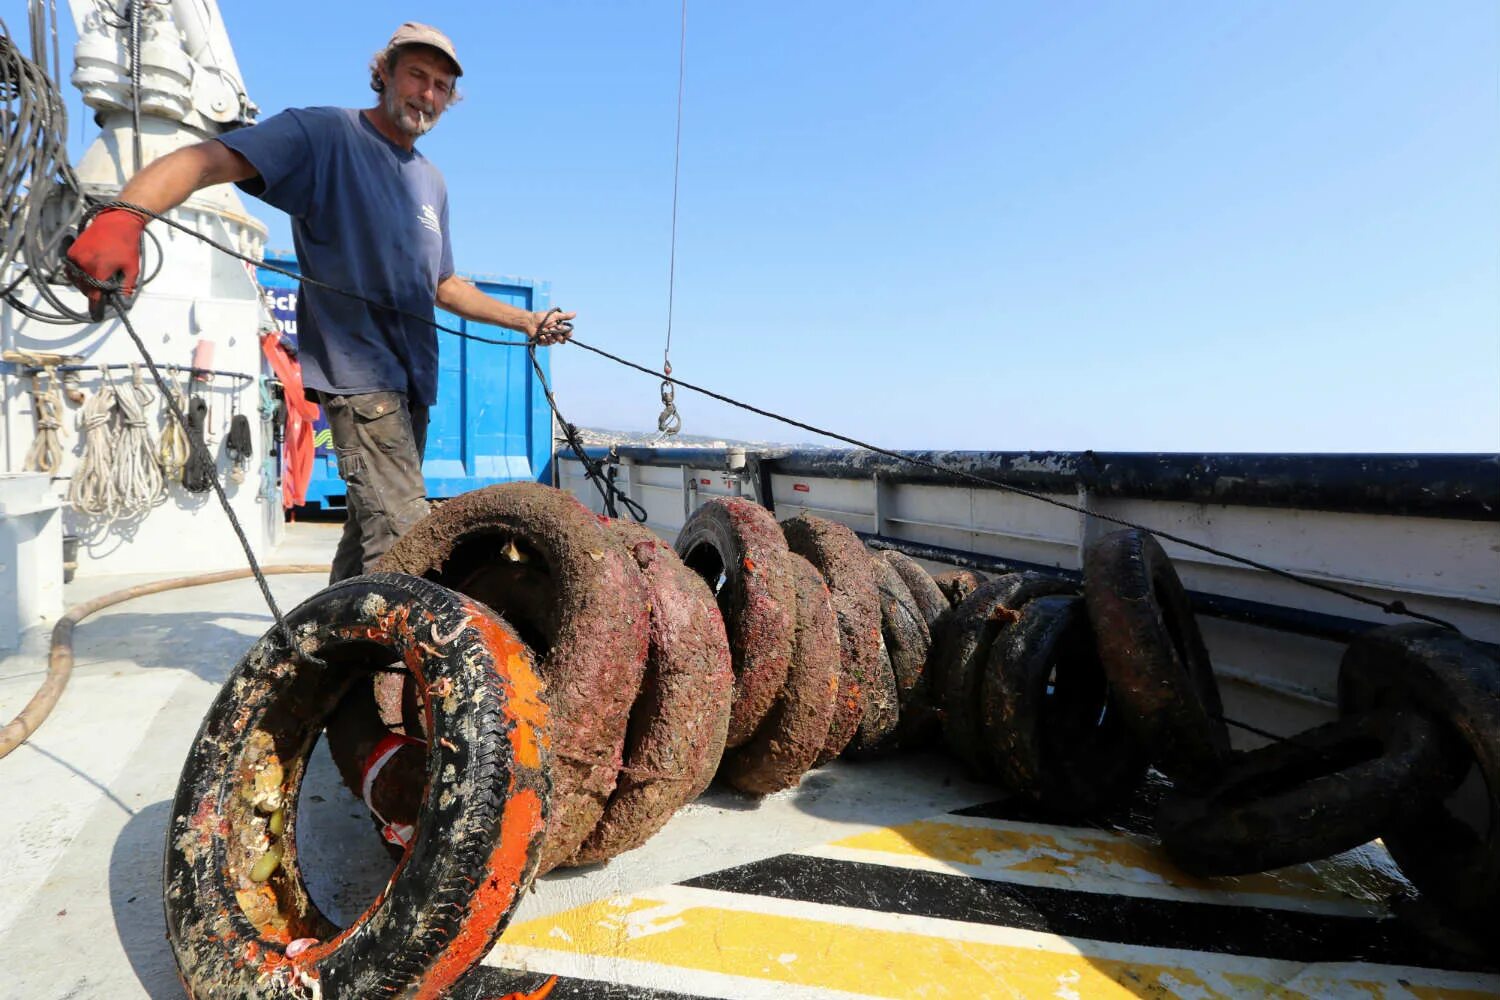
[{"x1": 219, "y1": 107, "x2": 454, "y2": 406}]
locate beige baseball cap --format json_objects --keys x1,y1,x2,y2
[{"x1": 387, "y1": 22, "x2": 462, "y2": 76}]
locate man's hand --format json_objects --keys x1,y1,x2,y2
[
  {"x1": 530, "y1": 309, "x2": 577, "y2": 346},
  {"x1": 65, "y1": 207, "x2": 149, "y2": 321}
]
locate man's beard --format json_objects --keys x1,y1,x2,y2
[{"x1": 384, "y1": 89, "x2": 438, "y2": 138}]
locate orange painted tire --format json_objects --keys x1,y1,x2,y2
[{"x1": 164, "y1": 573, "x2": 549, "y2": 1000}]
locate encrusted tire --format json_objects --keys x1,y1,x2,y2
[
  {"x1": 1156, "y1": 709, "x2": 1465, "y2": 877},
  {"x1": 676, "y1": 497, "x2": 797, "y2": 749},
  {"x1": 376, "y1": 482, "x2": 651, "y2": 873},
  {"x1": 782, "y1": 513, "x2": 899, "y2": 758},
  {"x1": 935, "y1": 572, "x2": 1077, "y2": 776},
  {"x1": 933, "y1": 568, "x2": 987, "y2": 608},
  {"x1": 980, "y1": 594, "x2": 1147, "y2": 817},
  {"x1": 877, "y1": 549, "x2": 949, "y2": 628},
  {"x1": 165, "y1": 573, "x2": 549, "y2": 1000},
  {"x1": 720, "y1": 552, "x2": 841, "y2": 794},
  {"x1": 569, "y1": 520, "x2": 734, "y2": 865},
  {"x1": 872, "y1": 556, "x2": 938, "y2": 747},
  {"x1": 1340, "y1": 625, "x2": 1500, "y2": 920},
  {"x1": 1083, "y1": 529, "x2": 1230, "y2": 789}
]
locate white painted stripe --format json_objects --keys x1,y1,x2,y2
[
  {"x1": 796, "y1": 842, "x2": 1384, "y2": 919},
  {"x1": 484, "y1": 947, "x2": 883, "y2": 1000},
  {"x1": 495, "y1": 883, "x2": 1500, "y2": 997}
]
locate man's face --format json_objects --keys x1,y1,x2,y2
[{"x1": 380, "y1": 47, "x2": 457, "y2": 138}]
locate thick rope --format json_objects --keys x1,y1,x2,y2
[
  {"x1": 22, "y1": 370, "x2": 64, "y2": 473},
  {"x1": 68, "y1": 380, "x2": 120, "y2": 520},
  {"x1": 113, "y1": 364, "x2": 164, "y2": 515},
  {"x1": 181, "y1": 395, "x2": 216, "y2": 493},
  {"x1": 226, "y1": 412, "x2": 253, "y2": 485},
  {"x1": 157, "y1": 368, "x2": 191, "y2": 482}
]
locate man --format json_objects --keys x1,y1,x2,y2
[{"x1": 66, "y1": 23, "x2": 573, "y2": 582}]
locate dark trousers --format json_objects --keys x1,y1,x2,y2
[{"x1": 319, "y1": 390, "x2": 430, "y2": 584}]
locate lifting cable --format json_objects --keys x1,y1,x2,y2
[
  {"x1": 656, "y1": 0, "x2": 687, "y2": 439},
  {"x1": 1, "y1": 11, "x2": 1461, "y2": 642},
  {"x1": 63, "y1": 198, "x2": 1460, "y2": 633}
]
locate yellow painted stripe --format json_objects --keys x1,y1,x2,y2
[
  {"x1": 824, "y1": 814, "x2": 1406, "y2": 911},
  {"x1": 494, "y1": 885, "x2": 1500, "y2": 999}
]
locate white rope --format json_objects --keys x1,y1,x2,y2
[
  {"x1": 113, "y1": 365, "x2": 165, "y2": 515},
  {"x1": 158, "y1": 370, "x2": 190, "y2": 482},
  {"x1": 22, "y1": 371, "x2": 65, "y2": 473},
  {"x1": 69, "y1": 381, "x2": 121, "y2": 520}
]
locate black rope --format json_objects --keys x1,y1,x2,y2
[
  {"x1": 181, "y1": 396, "x2": 215, "y2": 493},
  {"x1": 524, "y1": 315, "x2": 647, "y2": 523},
  {"x1": 102, "y1": 290, "x2": 305, "y2": 661},
  {"x1": 568, "y1": 340, "x2": 1461, "y2": 632},
  {"x1": 67, "y1": 202, "x2": 1456, "y2": 631},
  {"x1": 226, "y1": 413, "x2": 253, "y2": 463}
]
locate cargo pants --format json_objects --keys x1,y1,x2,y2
[{"x1": 319, "y1": 390, "x2": 431, "y2": 584}]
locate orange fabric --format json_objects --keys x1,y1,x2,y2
[{"x1": 260, "y1": 333, "x2": 321, "y2": 509}]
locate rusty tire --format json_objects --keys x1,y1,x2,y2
[
  {"x1": 164, "y1": 573, "x2": 549, "y2": 1000},
  {"x1": 675, "y1": 497, "x2": 797, "y2": 749},
  {"x1": 782, "y1": 514, "x2": 899, "y2": 759},
  {"x1": 376, "y1": 482, "x2": 651, "y2": 873},
  {"x1": 1157, "y1": 709, "x2": 1465, "y2": 877},
  {"x1": 1083, "y1": 529, "x2": 1230, "y2": 789},
  {"x1": 877, "y1": 549, "x2": 949, "y2": 628},
  {"x1": 1339, "y1": 625, "x2": 1500, "y2": 921},
  {"x1": 933, "y1": 568, "x2": 988, "y2": 608},
  {"x1": 980, "y1": 595, "x2": 1148, "y2": 818},
  {"x1": 936, "y1": 573, "x2": 1078, "y2": 777},
  {"x1": 872, "y1": 556, "x2": 939, "y2": 747},
  {"x1": 569, "y1": 520, "x2": 734, "y2": 865},
  {"x1": 720, "y1": 552, "x2": 842, "y2": 794}
]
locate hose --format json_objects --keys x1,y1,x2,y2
[{"x1": 0, "y1": 564, "x2": 329, "y2": 761}]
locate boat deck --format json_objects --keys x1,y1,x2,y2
[{"x1": 2, "y1": 522, "x2": 1496, "y2": 999}]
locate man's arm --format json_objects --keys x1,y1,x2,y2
[
  {"x1": 435, "y1": 274, "x2": 576, "y2": 345},
  {"x1": 115, "y1": 140, "x2": 258, "y2": 215},
  {"x1": 66, "y1": 140, "x2": 257, "y2": 317}
]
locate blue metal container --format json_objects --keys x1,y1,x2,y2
[{"x1": 257, "y1": 251, "x2": 554, "y2": 506}]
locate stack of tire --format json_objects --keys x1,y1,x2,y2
[{"x1": 162, "y1": 484, "x2": 1499, "y2": 998}]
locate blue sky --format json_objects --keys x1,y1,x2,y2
[{"x1": 39, "y1": 2, "x2": 1500, "y2": 451}]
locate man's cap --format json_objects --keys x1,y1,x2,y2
[{"x1": 387, "y1": 22, "x2": 462, "y2": 76}]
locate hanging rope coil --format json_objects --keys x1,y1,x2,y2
[
  {"x1": 113, "y1": 363, "x2": 164, "y2": 516},
  {"x1": 69, "y1": 377, "x2": 121, "y2": 520},
  {"x1": 23, "y1": 369, "x2": 65, "y2": 473},
  {"x1": 157, "y1": 368, "x2": 191, "y2": 482},
  {"x1": 226, "y1": 413, "x2": 253, "y2": 485},
  {"x1": 181, "y1": 395, "x2": 216, "y2": 493}
]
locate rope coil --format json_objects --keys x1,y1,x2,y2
[
  {"x1": 113, "y1": 363, "x2": 165, "y2": 514},
  {"x1": 22, "y1": 369, "x2": 65, "y2": 473},
  {"x1": 68, "y1": 375, "x2": 121, "y2": 520}
]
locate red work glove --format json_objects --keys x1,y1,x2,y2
[{"x1": 65, "y1": 207, "x2": 148, "y2": 321}]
